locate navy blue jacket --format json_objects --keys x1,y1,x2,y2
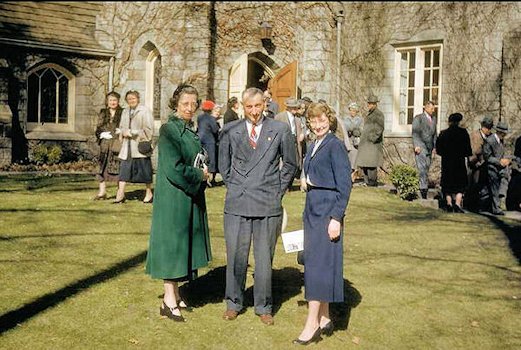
[
  {"x1": 197, "y1": 112, "x2": 220, "y2": 145},
  {"x1": 304, "y1": 132, "x2": 352, "y2": 221}
]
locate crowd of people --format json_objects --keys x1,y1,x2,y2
[
  {"x1": 91, "y1": 83, "x2": 518, "y2": 345},
  {"x1": 411, "y1": 103, "x2": 520, "y2": 216}
]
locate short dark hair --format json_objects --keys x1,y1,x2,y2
[
  {"x1": 168, "y1": 83, "x2": 199, "y2": 111},
  {"x1": 227, "y1": 96, "x2": 238, "y2": 110}
]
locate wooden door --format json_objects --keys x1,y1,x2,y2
[
  {"x1": 228, "y1": 53, "x2": 248, "y2": 118},
  {"x1": 270, "y1": 61, "x2": 298, "y2": 111}
]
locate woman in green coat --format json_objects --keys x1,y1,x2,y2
[{"x1": 145, "y1": 84, "x2": 211, "y2": 322}]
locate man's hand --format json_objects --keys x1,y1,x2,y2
[
  {"x1": 328, "y1": 218, "x2": 341, "y2": 242},
  {"x1": 414, "y1": 146, "x2": 421, "y2": 155},
  {"x1": 500, "y1": 158, "x2": 511, "y2": 167}
]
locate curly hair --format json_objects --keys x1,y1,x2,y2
[
  {"x1": 168, "y1": 83, "x2": 200, "y2": 111},
  {"x1": 305, "y1": 102, "x2": 337, "y2": 133}
]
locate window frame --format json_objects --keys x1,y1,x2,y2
[
  {"x1": 26, "y1": 63, "x2": 76, "y2": 133},
  {"x1": 391, "y1": 43, "x2": 443, "y2": 135}
]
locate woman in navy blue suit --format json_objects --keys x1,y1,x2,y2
[{"x1": 293, "y1": 102, "x2": 352, "y2": 345}]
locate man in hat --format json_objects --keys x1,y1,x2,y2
[
  {"x1": 355, "y1": 94, "x2": 385, "y2": 187},
  {"x1": 483, "y1": 120, "x2": 511, "y2": 215},
  {"x1": 275, "y1": 97, "x2": 305, "y2": 179},
  {"x1": 412, "y1": 101, "x2": 437, "y2": 199},
  {"x1": 465, "y1": 115, "x2": 494, "y2": 211}
]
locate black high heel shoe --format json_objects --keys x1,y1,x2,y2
[
  {"x1": 320, "y1": 321, "x2": 334, "y2": 336},
  {"x1": 292, "y1": 327, "x2": 322, "y2": 345},
  {"x1": 143, "y1": 197, "x2": 153, "y2": 204},
  {"x1": 160, "y1": 302, "x2": 185, "y2": 322}
]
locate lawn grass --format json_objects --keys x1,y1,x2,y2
[{"x1": 0, "y1": 173, "x2": 520, "y2": 349}]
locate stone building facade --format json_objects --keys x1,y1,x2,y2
[{"x1": 1, "y1": 1, "x2": 520, "y2": 184}]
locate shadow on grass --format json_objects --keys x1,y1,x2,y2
[
  {"x1": 0, "y1": 251, "x2": 147, "y2": 335},
  {"x1": 176, "y1": 266, "x2": 304, "y2": 316},
  {"x1": 484, "y1": 214, "x2": 521, "y2": 264},
  {"x1": 296, "y1": 279, "x2": 362, "y2": 332},
  {"x1": 0, "y1": 231, "x2": 148, "y2": 241}
]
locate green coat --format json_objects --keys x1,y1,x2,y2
[
  {"x1": 145, "y1": 115, "x2": 212, "y2": 280},
  {"x1": 355, "y1": 107, "x2": 385, "y2": 168}
]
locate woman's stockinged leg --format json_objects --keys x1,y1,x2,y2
[{"x1": 297, "y1": 300, "x2": 321, "y2": 341}]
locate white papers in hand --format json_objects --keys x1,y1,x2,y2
[{"x1": 281, "y1": 229, "x2": 304, "y2": 253}]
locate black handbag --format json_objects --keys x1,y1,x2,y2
[{"x1": 138, "y1": 140, "x2": 153, "y2": 156}]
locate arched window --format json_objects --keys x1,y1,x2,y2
[{"x1": 27, "y1": 63, "x2": 75, "y2": 131}]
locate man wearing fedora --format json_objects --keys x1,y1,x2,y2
[
  {"x1": 466, "y1": 116, "x2": 494, "y2": 211},
  {"x1": 275, "y1": 97, "x2": 305, "y2": 179},
  {"x1": 355, "y1": 94, "x2": 385, "y2": 187},
  {"x1": 412, "y1": 101, "x2": 437, "y2": 199},
  {"x1": 483, "y1": 120, "x2": 511, "y2": 215}
]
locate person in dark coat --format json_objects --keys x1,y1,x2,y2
[
  {"x1": 145, "y1": 84, "x2": 211, "y2": 322},
  {"x1": 506, "y1": 135, "x2": 521, "y2": 211},
  {"x1": 197, "y1": 100, "x2": 220, "y2": 186},
  {"x1": 93, "y1": 91, "x2": 123, "y2": 200},
  {"x1": 412, "y1": 101, "x2": 437, "y2": 199},
  {"x1": 465, "y1": 116, "x2": 494, "y2": 211},
  {"x1": 483, "y1": 121, "x2": 512, "y2": 215},
  {"x1": 223, "y1": 96, "x2": 240, "y2": 124},
  {"x1": 355, "y1": 94, "x2": 385, "y2": 186},
  {"x1": 435, "y1": 113, "x2": 472, "y2": 212},
  {"x1": 294, "y1": 102, "x2": 351, "y2": 345}
]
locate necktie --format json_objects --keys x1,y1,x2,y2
[{"x1": 249, "y1": 123, "x2": 257, "y2": 149}]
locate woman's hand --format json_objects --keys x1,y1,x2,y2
[
  {"x1": 300, "y1": 178, "x2": 307, "y2": 192},
  {"x1": 202, "y1": 164, "x2": 209, "y2": 181},
  {"x1": 328, "y1": 218, "x2": 341, "y2": 242}
]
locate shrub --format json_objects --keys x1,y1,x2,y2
[
  {"x1": 47, "y1": 145, "x2": 63, "y2": 164},
  {"x1": 32, "y1": 144, "x2": 49, "y2": 165},
  {"x1": 31, "y1": 144, "x2": 63, "y2": 165},
  {"x1": 389, "y1": 164, "x2": 419, "y2": 201}
]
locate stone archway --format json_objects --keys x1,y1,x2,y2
[{"x1": 228, "y1": 51, "x2": 279, "y2": 99}]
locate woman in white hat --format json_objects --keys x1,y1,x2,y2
[{"x1": 343, "y1": 102, "x2": 364, "y2": 182}]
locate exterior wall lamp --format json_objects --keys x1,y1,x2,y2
[{"x1": 260, "y1": 21, "x2": 275, "y2": 55}]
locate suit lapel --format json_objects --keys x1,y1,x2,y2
[
  {"x1": 310, "y1": 132, "x2": 334, "y2": 160},
  {"x1": 234, "y1": 120, "x2": 253, "y2": 159}
]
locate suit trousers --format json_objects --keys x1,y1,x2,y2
[
  {"x1": 224, "y1": 213, "x2": 281, "y2": 315},
  {"x1": 487, "y1": 170, "x2": 503, "y2": 213},
  {"x1": 415, "y1": 152, "x2": 432, "y2": 190},
  {"x1": 362, "y1": 167, "x2": 378, "y2": 186}
]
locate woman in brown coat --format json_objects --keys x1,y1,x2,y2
[{"x1": 93, "y1": 91, "x2": 123, "y2": 200}]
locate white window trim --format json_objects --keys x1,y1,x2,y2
[
  {"x1": 26, "y1": 63, "x2": 75, "y2": 133},
  {"x1": 391, "y1": 43, "x2": 443, "y2": 136}
]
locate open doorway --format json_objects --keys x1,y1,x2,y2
[{"x1": 228, "y1": 52, "x2": 279, "y2": 108}]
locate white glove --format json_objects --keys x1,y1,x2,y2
[{"x1": 100, "y1": 131, "x2": 113, "y2": 140}]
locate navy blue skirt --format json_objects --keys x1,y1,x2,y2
[
  {"x1": 303, "y1": 188, "x2": 344, "y2": 303},
  {"x1": 119, "y1": 157, "x2": 153, "y2": 183}
]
